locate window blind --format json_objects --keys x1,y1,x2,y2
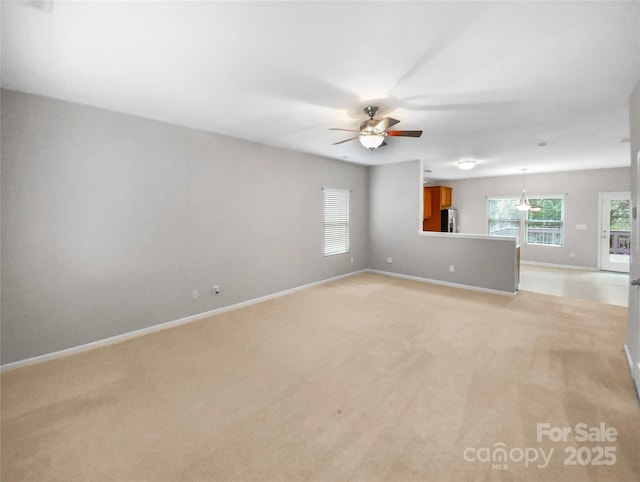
[{"x1": 323, "y1": 188, "x2": 350, "y2": 256}]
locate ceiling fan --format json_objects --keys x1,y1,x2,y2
[{"x1": 330, "y1": 106, "x2": 423, "y2": 150}]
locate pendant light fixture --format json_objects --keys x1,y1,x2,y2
[{"x1": 516, "y1": 169, "x2": 531, "y2": 211}]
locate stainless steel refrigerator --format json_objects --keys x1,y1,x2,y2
[{"x1": 440, "y1": 208, "x2": 458, "y2": 233}]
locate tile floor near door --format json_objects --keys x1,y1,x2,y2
[{"x1": 519, "y1": 263, "x2": 629, "y2": 306}]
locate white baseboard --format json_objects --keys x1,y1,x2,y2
[
  {"x1": 625, "y1": 344, "x2": 634, "y2": 371},
  {"x1": 366, "y1": 269, "x2": 517, "y2": 296},
  {"x1": 623, "y1": 344, "x2": 640, "y2": 401},
  {"x1": 520, "y1": 260, "x2": 598, "y2": 271},
  {"x1": 1, "y1": 270, "x2": 365, "y2": 372}
]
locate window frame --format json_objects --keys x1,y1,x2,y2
[
  {"x1": 525, "y1": 195, "x2": 565, "y2": 247},
  {"x1": 487, "y1": 195, "x2": 565, "y2": 247},
  {"x1": 487, "y1": 197, "x2": 521, "y2": 238}
]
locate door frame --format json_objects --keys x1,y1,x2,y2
[
  {"x1": 629, "y1": 150, "x2": 640, "y2": 400},
  {"x1": 598, "y1": 191, "x2": 631, "y2": 273}
]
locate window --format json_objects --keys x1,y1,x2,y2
[
  {"x1": 487, "y1": 196, "x2": 564, "y2": 247},
  {"x1": 488, "y1": 198, "x2": 520, "y2": 237},
  {"x1": 323, "y1": 188, "x2": 350, "y2": 256},
  {"x1": 526, "y1": 197, "x2": 564, "y2": 246}
]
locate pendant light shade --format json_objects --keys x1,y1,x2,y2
[
  {"x1": 516, "y1": 189, "x2": 531, "y2": 211},
  {"x1": 516, "y1": 169, "x2": 531, "y2": 211}
]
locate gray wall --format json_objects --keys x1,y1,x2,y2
[
  {"x1": 3, "y1": 88, "x2": 623, "y2": 365},
  {"x1": 1, "y1": 89, "x2": 369, "y2": 364},
  {"x1": 447, "y1": 168, "x2": 631, "y2": 268},
  {"x1": 369, "y1": 160, "x2": 518, "y2": 293}
]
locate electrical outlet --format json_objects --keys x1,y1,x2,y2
[
  {"x1": 212, "y1": 285, "x2": 220, "y2": 295},
  {"x1": 192, "y1": 289, "x2": 198, "y2": 299},
  {"x1": 449, "y1": 265, "x2": 455, "y2": 273}
]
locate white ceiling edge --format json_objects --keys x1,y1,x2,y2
[{"x1": 1, "y1": 0, "x2": 639, "y2": 178}]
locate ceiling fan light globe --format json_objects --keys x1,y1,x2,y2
[{"x1": 359, "y1": 134, "x2": 385, "y2": 149}]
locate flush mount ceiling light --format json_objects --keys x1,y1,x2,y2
[{"x1": 457, "y1": 159, "x2": 476, "y2": 170}]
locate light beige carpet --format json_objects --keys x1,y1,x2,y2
[{"x1": 2, "y1": 272, "x2": 639, "y2": 481}]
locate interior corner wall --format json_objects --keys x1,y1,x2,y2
[
  {"x1": 446, "y1": 167, "x2": 631, "y2": 269},
  {"x1": 0, "y1": 89, "x2": 370, "y2": 365},
  {"x1": 368, "y1": 160, "x2": 517, "y2": 293}
]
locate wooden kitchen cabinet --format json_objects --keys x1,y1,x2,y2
[
  {"x1": 423, "y1": 187, "x2": 432, "y2": 219},
  {"x1": 423, "y1": 185, "x2": 453, "y2": 231},
  {"x1": 440, "y1": 186, "x2": 452, "y2": 209}
]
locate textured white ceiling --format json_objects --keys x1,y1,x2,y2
[{"x1": 2, "y1": 1, "x2": 639, "y2": 179}]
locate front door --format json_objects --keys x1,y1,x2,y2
[{"x1": 600, "y1": 192, "x2": 631, "y2": 273}]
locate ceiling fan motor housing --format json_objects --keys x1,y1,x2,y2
[{"x1": 360, "y1": 118, "x2": 384, "y2": 135}]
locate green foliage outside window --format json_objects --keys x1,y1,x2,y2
[
  {"x1": 488, "y1": 197, "x2": 565, "y2": 246},
  {"x1": 527, "y1": 198, "x2": 563, "y2": 246},
  {"x1": 609, "y1": 200, "x2": 631, "y2": 231},
  {"x1": 488, "y1": 198, "x2": 520, "y2": 237}
]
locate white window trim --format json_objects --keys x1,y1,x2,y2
[
  {"x1": 487, "y1": 195, "x2": 565, "y2": 247},
  {"x1": 525, "y1": 195, "x2": 565, "y2": 247},
  {"x1": 487, "y1": 197, "x2": 521, "y2": 239}
]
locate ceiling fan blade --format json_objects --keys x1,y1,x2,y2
[
  {"x1": 329, "y1": 128, "x2": 361, "y2": 132},
  {"x1": 332, "y1": 136, "x2": 359, "y2": 145},
  {"x1": 390, "y1": 22, "x2": 475, "y2": 93},
  {"x1": 387, "y1": 130, "x2": 423, "y2": 137},
  {"x1": 375, "y1": 117, "x2": 401, "y2": 131}
]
